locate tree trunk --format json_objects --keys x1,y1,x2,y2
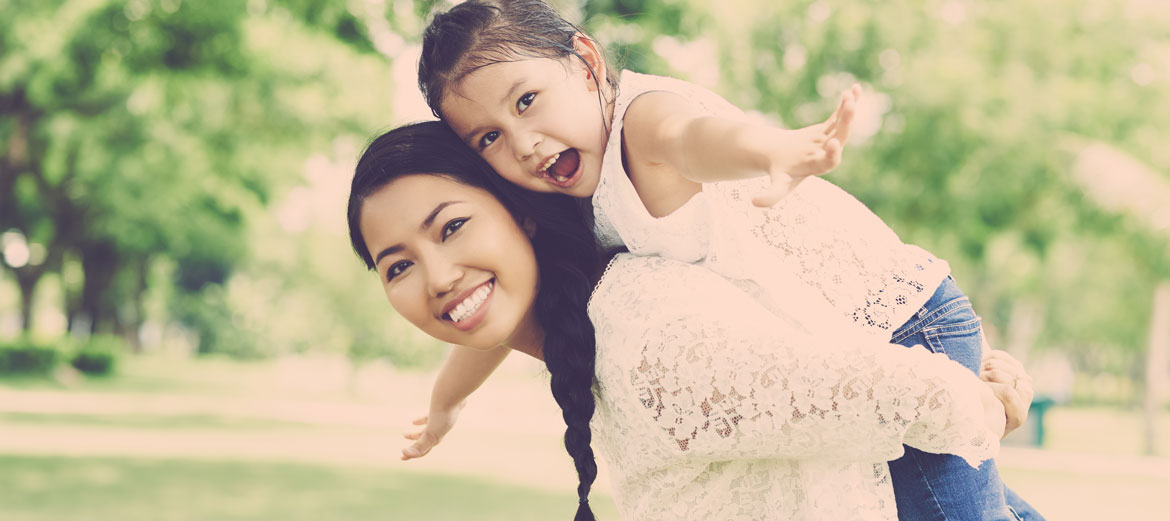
[
  {"x1": 79, "y1": 241, "x2": 120, "y2": 336},
  {"x1": 14, "y1": 268, "x2": 41, "y2": 332},
  {"x1": 120, "y1": 257, "x2": 149, "y2": 353}
]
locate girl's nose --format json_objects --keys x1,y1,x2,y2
[{"x1": 512, "y1": 131, "x2": 541, "y2": 162}]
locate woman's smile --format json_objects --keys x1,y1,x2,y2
[
  {"x1": 443, "y1": 279, "x2": 494, "y2": 330},
  {"x1": 357, "y1": 173, "x2": 540, "y2": 350}
]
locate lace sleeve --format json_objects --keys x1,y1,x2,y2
[{"x1": 590, "y1": 256, "x2": 998, "y2": 477}]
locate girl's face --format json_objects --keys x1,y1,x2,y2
[
  {"x1": 359, "y1": 174, "x2": 540, "y2": 350},
  {"x1": 439, "y1": 39, "x2": 611, "y2": 199}
]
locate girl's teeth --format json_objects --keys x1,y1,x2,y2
[{"x1": 540, "y1": 153, "x2": 561, "y2": 173}]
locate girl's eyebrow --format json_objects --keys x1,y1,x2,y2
[
  {"x1": 498, "y1": 78, "x2": 526, "y2": 106},
  {"x1": 455, "y1": 79, "x2": 526, "y2": 146},
  {"x1": 373, "y1": 200, "x2": 463, "y2": 266}
]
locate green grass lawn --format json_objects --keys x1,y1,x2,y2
[
  {"x1": 0, "y1": 412, "x2": 317, "y2": 430},
  {"x1": 0, "y1": 455, "x2": 623, "y2": 521},
  {"x1": 3, "y1": 355, "x2": 1169, "y2": 520}
]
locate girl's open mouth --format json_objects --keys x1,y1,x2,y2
[{"x1": 538, "y1": 148, "x2": 582, "y2": 188}]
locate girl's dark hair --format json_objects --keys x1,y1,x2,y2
[
  {"x1": 347, "y1": 121, "x2": 603, "y2": 521},
  {"x1": 417, "y1": 0, "x2": 618, "y2": 121}
]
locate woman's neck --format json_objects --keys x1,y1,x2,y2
[{"x1": 506, "y1": 313, "x2": 545, "y2": 361}]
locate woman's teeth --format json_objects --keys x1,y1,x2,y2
[{"x1": 449, "y1": 282, "x2": 493, "y2": 323}]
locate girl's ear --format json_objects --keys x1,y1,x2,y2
[{"x1": 571, "y1": 33, "x2": 607, "y2": 92}]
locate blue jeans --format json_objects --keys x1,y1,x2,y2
[{"x1": 888, "y1": 276, "x2": 1045, "y2": 521}]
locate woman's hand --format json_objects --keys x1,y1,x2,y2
[
  {"x1": 978, "y1": 382, "x2": 1009, "y2": 440},
  {"x1": 752, "y1": 84, "x2": 863, "y2": 207},
  {"x1": 401, "y1": 401, "x2": 466, "y2": 460},
  {"x1": 981, "y1": 349, "x2": 1035, "y2": 437}
]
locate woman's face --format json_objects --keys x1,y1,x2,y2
[{"x1": 358, "y1": 174, "x2": 540, "y2": 350}]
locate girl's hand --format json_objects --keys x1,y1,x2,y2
[
  {"x1": 401, "y1": 402, "x2": 465, "y2": 460},
  {"x1": 981, "y1": 350, "x2": 1035, "y2": 436},
  {"x1": 752, "y1": 84, "x2": 862, "y2": 207}
]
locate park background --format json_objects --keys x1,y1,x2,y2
[{"x1": 2, "y1": 0, "x2": 1169, "y2": 519}]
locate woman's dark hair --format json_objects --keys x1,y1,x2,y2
[
  {"x1": 417, "y1": 0, "x2": 618, "y2": 122},
  {"x1": 347, "y1": 121, "x2": 603, "y2": 520}
]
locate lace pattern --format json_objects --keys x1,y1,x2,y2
[{"x1": 588, "y1": 255, "x2": 998, "y2": 521}]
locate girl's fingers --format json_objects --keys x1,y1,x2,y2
[
  {"x1": 823, "y1": 95, "x2": 849, "y2": 134},
  {"x1": 822, "y1": 138, "x2": 842, "y2": 169},
  {"x1": 403, "y1": 431, "x2": 422, "y2": 441},
  {"x1": 833, "y1": 97, "x2": 857, "y2": 145},
  {"x1": 412, "y1": 416, "x2": 428, "y2": 426}
]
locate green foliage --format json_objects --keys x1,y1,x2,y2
[
  {"x1": 0, "y1": 337, "x2": 60, "y2": 375},
  {"x1": 69, "y1": 334, "x2": 124, "y2": 376},
  {"x1": 3, "y1": 0, "x2": 1166, "y2": 382}
]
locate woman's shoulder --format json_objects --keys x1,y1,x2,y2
[
  {"x1": 587, "y1": 254, "x2": 759, "y2": 322},
  {"x1": 589, "y1": 254, "x2": 689, "y2": 312}
]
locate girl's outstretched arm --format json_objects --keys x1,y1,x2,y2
[
  {"x1": 401, "y1": 343, "x2": 511, "y2": 460},
  {"x1": 622, "y1": 84, "x2": 861, "y2": 211}
]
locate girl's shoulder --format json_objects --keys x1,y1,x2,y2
[{"x1": 617, "y1": 70, "x2": 743, "y2": 119}]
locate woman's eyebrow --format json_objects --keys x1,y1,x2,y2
[
  {"x1": 372, "y1": 200, "x2": 463, "y2": 267},
  {"x1": 420, "y1": 200, "x2": 462, "y2": 230}
]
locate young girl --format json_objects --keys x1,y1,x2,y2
[{"x1": 408, "y1": 1, "x2": 1043, "y2": 520}]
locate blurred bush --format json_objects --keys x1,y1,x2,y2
[
  {"x1": 0, "y1": 337, "x2": 61, "y2": 376},
  {"x1": 69, "y1": 335, "x2": 124, "y2": 376}
]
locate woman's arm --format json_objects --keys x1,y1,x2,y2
[{"x1": 401, "y1": 343, "x2": 511, "y2": 460}]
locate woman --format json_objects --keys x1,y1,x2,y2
[{"x1": 347, "y1": 121, "x2": 1024, "y2": 521}]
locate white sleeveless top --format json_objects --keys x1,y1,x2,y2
[
  {"x1": 588, "y1": 254, "x2": 998, "y2": 521},
  {"x1": 592, "y1": 70, "x2": 951, "y2": 339}
]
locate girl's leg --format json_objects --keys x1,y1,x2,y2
[{"x1": 888, "y1": 276, "x2": 1044, "y2": 521}]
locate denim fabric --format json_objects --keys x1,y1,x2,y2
[{"x1": 887, "y1": 276, "x2": 1044, "y2": 521}]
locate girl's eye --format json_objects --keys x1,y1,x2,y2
[
  {"x1": 478, "y1": 131, "x2": 499, "y2": 149},
  {"x1": 442, "y1": 218, "x2": 469, "y2": 240},
  {"x1": 517, "y1": 92, "x2": 535, "y2": 113},
  {"x1": 386, "y1": 260, "x2": 413, "y2": 282}
]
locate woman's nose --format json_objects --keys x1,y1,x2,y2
[{"x1": 425, "y1": 256, "x2": 463, "y2": 298}]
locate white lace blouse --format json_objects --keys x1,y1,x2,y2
[
  {"x1": 588, "y1": 254, "x2": 998, "y2": 521},
  {"x1": 592, "y1": 71, "x2": 952, "y2": 340}
]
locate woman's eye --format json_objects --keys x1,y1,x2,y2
[
  {"x1": 386, "y1": 260, "x2": 412, "y2": 282},
  {"x1": 442, "y1": 218, "x2": 469, "y2": 240},
  {"x1": 478, "y1": 131, "x2": 499, "y2": 149},
  {"x1": 517, "y1": 92, "x2": 535, "y2": 113}
]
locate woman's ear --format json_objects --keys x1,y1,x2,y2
[{"x1": 571, "y1": 33, "x2": 607, "y2": 92}]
